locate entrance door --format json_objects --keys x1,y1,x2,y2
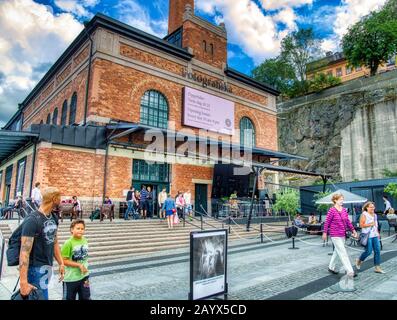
[
  {"x1": 195, "y1": 184, "x2": 208, "y2": 216},
  {"x1": 133, "y1": 183, "x2": 169, "y2": 218}
]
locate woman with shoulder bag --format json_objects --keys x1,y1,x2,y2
[
  {"x1": 322, "y1": 193, "x2": 358, "y2": 278},
  {"x1": 355, "y1": 202, "x2": 385, "y2": 274}
]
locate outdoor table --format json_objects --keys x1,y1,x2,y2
[{"x1": 306, "y1": 223, "x2": 322, "y2": 235}]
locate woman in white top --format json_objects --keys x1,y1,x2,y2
[{"x1": 355, "y1": 202, "x2": 385, "y2": 274}]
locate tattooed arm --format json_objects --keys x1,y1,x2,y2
[
  {"x1": 19, "y1": 236, "x2": 37, "y2": 296},
  {"x1": 53, "y1": 234, "x2": 65, "y2": 281}
]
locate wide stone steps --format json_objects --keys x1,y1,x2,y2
[
  {"x1": 1, "y1": 219, "x2": 287, "y2": 265},
  {"x1": 0, "y1": 224, "x2": 12, "y2": 239}
]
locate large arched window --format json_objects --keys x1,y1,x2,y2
[
  {"x1": 140, "y1": 90, "x2": 168, "y2": 129},
  {"x1": 240, "y1": 117, "x2": 255, "y2": 148},
  {"x1": 69, "y1": 92, "x2": 77, "y2": 125},
  {"x1": 52, "y1": 107, "x2": 58, "y2": 125},
  {"x1": 61, "y1": 100, "x2": 68, "y2": 125},
  {"x1": 46, "y1": 113, "x2": 51, "y2": 124}
]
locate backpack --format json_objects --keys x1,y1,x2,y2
[{"x1": 6, "y1": 212, "x2": 45, "y2": 266}]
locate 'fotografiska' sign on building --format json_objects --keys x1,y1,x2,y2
[
  {"x1": 182, "y1": 69, "x2": 233, "y2": 93},
  {"x1": 183, "y1": 87, "x2": 235, "y2": 135}
]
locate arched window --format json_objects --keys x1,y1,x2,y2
[
  {"x1": 140, "y1": 90, "x2": 168, "y2": 129},
  {"x1": 69, "y1": 92, "x2": 77, "y2": 125},
  {"x1": 240, "y1": 117, "x2": 255, "y2": 148},
  {"x1": 203, "y1": 40, "x2": 207, "y2": 52},
  {"x1": 52, "y1": 107, "x2": 58, "y2": 125},
  {"x1": 46, "y1": 113, "x2": 51, "y2": 124},
  {"x1": 61, "y1": 100, "x2": 68, "y2": 125},
  {"x1": 210, "y1": 44, "x2": 214, "y2": 55},
  {"x1": 40, "y1": 120, "x2": 44, "y2": 125}
]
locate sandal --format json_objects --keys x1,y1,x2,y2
[{"x1": 355, "y1": 259, "x2": 361, "y2": 270}]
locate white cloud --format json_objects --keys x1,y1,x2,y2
[
  {"x1": 334, "y1": 0, "x2": 386, "y2": 39},
  {"x1": 0, "y1": 0, "x2": 83, "y2": 127},
  {"x1": 116, "y1": 0, "x2": 168, "y2": 37},
  {"x1": 54, "y1": 0, "x2": 99, "y2": 18},
  {"x1": 273, "y1": 7, "x2": 297, "y2": 30},
  {"x1": 321, "y1": 37, "x2": 339, "y2": 53},
  {"x1": 196, "y1": 0, "x2": 299, "y2": 64},
  {"x1": 322, "y1": 0, "x2": 387, "y2": 53},
  {"x1": 259, "y1": 0, "x2": 313, "y2": 11}
]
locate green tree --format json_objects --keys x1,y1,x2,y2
[
  {"x1": 253, "y1": 28, "x2": 324, "y2": 98},
  {"x1": 342, "y1": 0, "x2": 397, "y2": 76},
  {"x1": 272, "y1": 188, "x2": 300, "y2": 223},
  {"x1": 384, "y1": 183, "x2": 397, "y2": 200},
  {"x1": 382, "y1": 168, "x2": 397, "y2": 178},
  {"x1": 252, "y1": 57, "x2": 296, "y2": 96},
  {"x1": 281, "y1": 28, "x2": 322, "y2": 83},
  {"x1": 308, "y1": 73, "x2": 341, "y2": 93}
]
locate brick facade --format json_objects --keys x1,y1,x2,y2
[
  {"x1": 2, "y1": 6, "x2": 280, "y2": 216},
  {"x1": 168, "y1": 0, "x2": 194, "y2": 34},
  {"x1": 182, "y1": 20, "x2": 227, "y2": 70}
]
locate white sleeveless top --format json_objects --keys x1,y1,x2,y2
[{"x1": 361, "y1": 211, "x2": 379, "y2": 238}]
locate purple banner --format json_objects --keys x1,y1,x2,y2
[{"x1": 183, "y1": 87, "x2": 235, "y2": 135}]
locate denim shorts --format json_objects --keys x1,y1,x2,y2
[{"x1": 27, "y1": 265, "x2": 52, "y2": 300}]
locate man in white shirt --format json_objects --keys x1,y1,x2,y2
[
  {"x1": 31, "y1": 182, "x2": 42, "y2": 209},
  {"x1": 184, "y1": 190, "x2": 193, "y2": 221},
  {"x1": 383, "y1": 195, "x2": 392, "y2": 214},
  {"x1": 158, "y1": 188, "x2": 167, "y2": 219}
]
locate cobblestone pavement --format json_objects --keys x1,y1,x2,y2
[{"x1": 1, "y1": 234, "x2": 397, "y2": 300}]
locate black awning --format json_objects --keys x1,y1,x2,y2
[
  {"x1": 106, "y1": 122, "x2": 307, "y2": 161},
  {"x1": 252, "y1": 161, "x2": 331, "y2": 179},
  {"x1": 0, "y1": 131, "x2": 38, "y2": 164}
]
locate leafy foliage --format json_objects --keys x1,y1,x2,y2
[
  {"x1": 280, "y1": 28, "x2": 322, "y2": 83},
  {"x1": 251, "y1": 57, "x2": 296, "y2": 95},
  {"x1": 308, "y1": 73, "x2": 341, "y2": 92},
  {"x1": 342, "y1": 0, "x2": 397, "y2": 76},
  {"x1": 253, "y1": 28, "x2": 340, "y2": 98},
  {"x1": 273, "y1": 188, "x2": 300, "y2": 218},
  {"x1": 382, "y1": 168, "x2": 397, "y2": 178},
  {"x1": 384, "y1": 183, "x2": 397, "y2": 200}
]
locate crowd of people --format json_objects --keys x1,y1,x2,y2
[{"x1": 124, "y1": 185, "x2": 193, "y2": 227}]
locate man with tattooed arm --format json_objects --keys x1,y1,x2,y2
[{"x1": 19, "y1": 187, "x2": 65, "y2": 300}]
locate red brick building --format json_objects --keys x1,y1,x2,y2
[{"x1": 0, "y1": 0, "x2": 304, "y2": 215}]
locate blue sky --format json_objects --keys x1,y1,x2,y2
[{"x1": 0, "y1": 0, "x2": 388, "y2": 126}]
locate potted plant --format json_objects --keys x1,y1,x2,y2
[{"x1": 272, "y1": 188, "x2": 300, "y2": 237}]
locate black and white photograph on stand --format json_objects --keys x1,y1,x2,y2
[{"x1": 189, "y1": 229, "x2": 228, "y2": 300}]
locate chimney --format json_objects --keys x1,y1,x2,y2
[{"x1": 168, "y1": 0, "x2": 194, "y2": 35}]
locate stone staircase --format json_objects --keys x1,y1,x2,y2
[
  {"x1": 0, "y1": 218, "x2": 286, "y2": 265},
  {"x1": 56, "y1": 218, "x2": 286, "y2": 264},
  {"x1": 0, "y1": 223, "x2": 12, "y2": 240}
]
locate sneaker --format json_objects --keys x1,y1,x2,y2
[
  {"x1": 374, "y1": 267, "x2": 386, "y2": 274},
  {"x1": 328, "y1": 268, "x2": 339, "y2": 275},
  {"x1": 355, "y1": 259, "x2": 361, "y2": 270}
]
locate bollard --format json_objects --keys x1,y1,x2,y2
[
  {"x1": 228, "y1": 216, "x2": 231, "y2": 234},
  {"x1": 288, "y1": 236, "x2": 299, "y2": 250},
  {"x1": 260, "y1": 223, "x2": 264, "y2": 243}
]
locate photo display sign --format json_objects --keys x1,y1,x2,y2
[
  {"x1": 189, "y1": 229, "x2": 228, "y2": 300},
  {"x1": 183, "y1": 87, "x2": 235, "y2": 135}
]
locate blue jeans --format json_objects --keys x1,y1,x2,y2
[
  {"x1": 359, "y1": 236, "x2": 381, "y2": 266},
  {"x1": 28, "y1": 266, "x2": 52, "y2": 300},
  {"x1": 125, "y1": 201, "x2": 133, "y2": 220}
]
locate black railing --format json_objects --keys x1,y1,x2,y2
[{"x1": 212, "y1": 201, "x2": 282, "y2": 219}]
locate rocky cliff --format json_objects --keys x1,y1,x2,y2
[{"x1": 277, "y1": 69, "x2": 397, "y2": 183}]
